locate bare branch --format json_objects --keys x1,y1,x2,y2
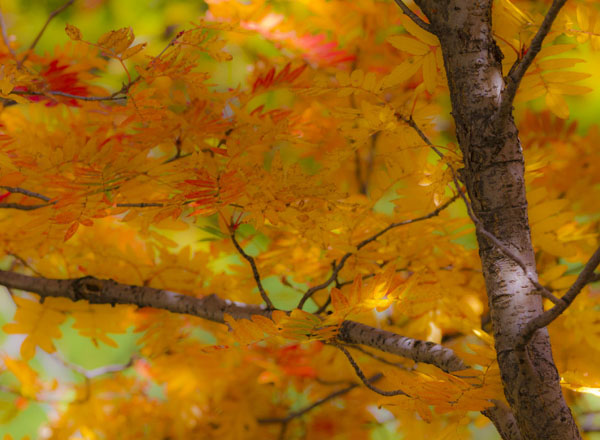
[
  {"x1": 0, "y1": 270, "x2": 466, "y2": 373},
  {"x1": 52, "y1": 352, "x2": 136, "y2": 379},
  {"x1": 297, "y1": 195, "x2": 458, "y2": 309},
  {"x1": 482, "y1": 400, "x2": 523, "y2": 440},
  {"x1": 341, "y1": 343, "x2": 410, "y2": 369},
  {"x1": 10, "y1": 89, "x2": 128, "y2": 102},
  {"x1": 331, "y1": 343, "x2": 409, "y2": 397},
  {"x1": 393, "y1": 0, "x2": 433, "y2": 33},
  {"x1": 501, "y1": 0, "x2": 568, "y2": 114},
  {"x1": 258, "y1": 373, "x2": 382, "y2": 425},
  {"x1": 115, "y1": 202, "x2": 164, "y2": 208},
  {"x1": 519, "y1": 245, "x2": 600, "y2": 346},
  {"x1": 19, "y1": 0, "x2": 75, "y2": 66},
  {"x1": 1, "y1": 186, "x2": 51, "y2": 202},
  {"x1": 230, "y1": 232, "x2": 274, "y2": 309},
  {"x1": 0, "y1": 202, "x2": 51, "y2": 210}
]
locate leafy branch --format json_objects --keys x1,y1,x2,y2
[
  {"x1": 258, "y1": 373, "x2": 382, "y2": 440},
  {"x1": 404, "y1": 116, "x2": 561, "y2": 304},
  {"x1": 296, "y1": 194, "x2": 458, "y2": 309},
  {"x1": 0, "y1": 269, "x2": 467, "y2": 373},
  {"x1": 500, "y1": 0, "x2": 568, "y2": 116},
  {"x1": 518, "y1": 245, "x2": 600, "y2": 347}
]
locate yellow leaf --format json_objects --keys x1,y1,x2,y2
[
  {"x1": 545, "y1": 92, "x2": 569, "y2": 119},
  {"x1": 97, "y1": 27, "x2": 135, "y2": 55},
  {"x1": 3, "y1": 357, "x2": 39, "y2": 398},
  {"x1": 387, "y1": 35, "x2": 429, "y2": 56},
  {"x1": 350, "y1": 69, "x2": 364, "y2": 87},
  {"x1": 422, "y1": 52, "x2": 437, "y2": 93},
  {"x1": 71, "y1": 303, "x2": 131, "y2": 347},
  {"x1": 3, "y1": 296, "x2": 65, "y2": 360},
  {"x1": 65, "y1": 23, "x2": 82, "y2": 41},
  {"x1": 120, "y1": 42, "x2": 147, "y2": 60},
  {"x1": 382, "y1": 58, "x2": 423, "y2": 88},
  {"x1": 0, "y1": 77, "x2": 13, "y2": 95},
  {"x1": 402, "y1": 15, "x2": 438, "y2": 46}
]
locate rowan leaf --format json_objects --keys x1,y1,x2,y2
[
  {"x1": 3, "y1": 296, "x2": 66, "y2": 360},
  {"x1": 65, "y1": 23, "x2": 82, "y2": 41}
]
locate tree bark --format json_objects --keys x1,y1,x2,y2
[{"x1": 412, "y1": 0, "x2": 581, "y2": 438}]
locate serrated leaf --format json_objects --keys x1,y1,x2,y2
[{"x1": 65, "y1": 23, "x2": 82, "y2": 41}]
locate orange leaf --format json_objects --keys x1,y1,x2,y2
[
  {"x1": 0, "y1": 172, "x2": 26, "y2": 187},
  {"x1": 65, "y1": 23, "x2": 82, "y2": 41},
  {"x1": 64, "y1": 222, "x2": 79, "y2": 242}
]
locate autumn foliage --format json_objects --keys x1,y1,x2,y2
[{"x1": 0, "y1": 0, "x2": 599, "y2": 439}]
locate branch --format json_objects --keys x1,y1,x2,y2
[
  {"x1": 297, "y1": 195, "x2": 458, "y2": 309},
  {"x1": 501, "y1": 0, "x2": 568, "y2": 114},
  {"x1": 332, "y1": 343, "x2": 409, "y2": 397},
  {"x1": 0, "y1": 270, "x2": 467, "y2": 373},
  {"x1": 0, "y1": 186, "x2": 169, "y2": 210},
  {"x1": 482, "y1": 400, "x2": 523, "y2": 440},
  {"x1": 339, "y1": 343, "x2": 410, "y2": 369},
  {"x1": 338, "y1": 320, "x2": 466, "y2": 373},
  {"x1": 0, "y1": 202, "x2": 51, "y2": 210},
  {"x1": 230, "y1": 232, "x2": 274, "y2": 309},
  {"x1": 258, "y1": 373, "x2": 382, "y2": 425},
  {"x1": 393, "y1": 0, "x2": 433, "y2": 33},
  {"x1": 19, "y1": 0, "x2": 75, "y2": 66},
  {"x1": 1, "y1": 186, "x2": 51, "y2": 202},
  {"x1": 10, "y1": 89, "x2": 129, "y2": 102},
  {"x1": 405, "y1": 116, "x2": 561, "y2": 304},
  {"x1": 518, "y1": 245, "x2": 600, "y2": 347}
]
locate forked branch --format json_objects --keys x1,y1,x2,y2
[
  {"x1": 501, "y1": 0, "x2": 568, "y2": 115},
  {"x1": 296, "y1": 195, "x2": 458, "y2": 309},
  {"x1": 331, "y1": 343, "x2": 409, "y2": 397},
  {"x1": 393, "y1": 0, "x2": 432, "y2": 33},
  {"x1": 519, "y1": 245, "x2": 600, "y2": 347},
  {"x1": 405, "y1": 117, "x2": 560, "y2": 304}
]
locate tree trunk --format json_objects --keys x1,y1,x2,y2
[{"x1": 412, "y1": 1, "x2": 581, "y2": 438}]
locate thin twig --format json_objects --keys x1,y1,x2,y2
[
  {"x1": 393, "y1": 0, "x2": 433, "y2": 33},
  {"x1": 8, "y1": 253, "x2": 43, "y2": 277},
  {"x1": 500, "y1": 0, "x2": 567, "y2": 116},
  {"x1": 1, "y1": 186, "x2": 51, "y2": 201},
  {"x1": 0, "y1": 202, "x2": 51, "y2": 210},
  {"x1": 405, "y1": 116, "x2": 561, "y2": 304},
  {"x1": 332, "y1": 343, "x2": 409, "y2": 397},
  {"x1": 0, "y1": 7, "x2": 17, "y2": 59},
  {"x1": 19, "y1": 0, "x2": 75, "y2": 66},
  {"x1": 342, "y1": 343, "x2": 410, "y2": 369},
  {"x1": 52, "y1": 352, "x2": 136, "y2": 379},
  {"x1": 297, "y1": 194, "x2": 458, "y2": 309},
  {"x1": 116, "y1": 202, "x2": 164, "y2": 208},
  {"x1": 10, "y1": 89, "x2": 128, "y2": 102},
  {"x1": 257, "y1": 373, "x2": 382, "y2": 425},
  {"x1": 230, "y1": 232, "x2": 274, "y2": 309},
  {"x1": 519, "y1": 245, "x2": 600, "y2": 347}
]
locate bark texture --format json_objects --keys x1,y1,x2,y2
[{"x1": 412, "y1": 0, "x2": 581, "y2": 438}]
